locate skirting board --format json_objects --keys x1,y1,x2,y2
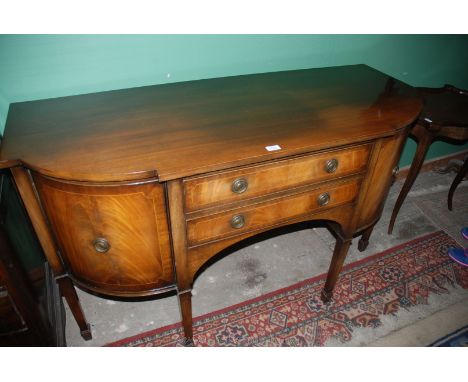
[{"x1": 396, "y1": 149, "x2": 468, "y2": 181}]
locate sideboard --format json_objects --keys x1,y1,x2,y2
[{"x1": 0, "y1": 65, "x2": 422, "y2": 344}]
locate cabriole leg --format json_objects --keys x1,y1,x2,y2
[
  {"x1": 447, "y1": 158, "x2": 468, "y2": 211},
  {"x1": 388, "y1": 126, "x2": 433, "y2": 234}
]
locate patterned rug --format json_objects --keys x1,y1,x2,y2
[{"x1": 106, "y1": 231, "x2": 468, "y2": 347}]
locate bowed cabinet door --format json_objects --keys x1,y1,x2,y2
[{"x1": 32, "y1": 174, "x2": 175, "y2": 297}]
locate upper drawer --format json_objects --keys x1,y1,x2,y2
[{"x1": 184, "y1": 143, "x2": 371, "y2": 212}]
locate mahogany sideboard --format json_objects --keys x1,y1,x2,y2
[{"x1": 0, "y1": 65, "x2": 422, "y2": 344}]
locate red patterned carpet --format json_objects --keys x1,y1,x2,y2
[{"x1": 106, "y1": 231, "x2": 468, "y2": 347}]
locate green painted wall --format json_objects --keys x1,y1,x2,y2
[{"x1": 1, "y1": 35, "x2": 467, "y2": 166}]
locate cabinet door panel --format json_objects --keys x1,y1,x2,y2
[{"x1": 33, "y1": 175, "x2": 174, "y2": 295}]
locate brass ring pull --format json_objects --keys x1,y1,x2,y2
[
  {"x1": 317, "y1": 192, "x2": 330, "y2": 207},
  {"x1": 93, "y1": 237, "x2": 110, "y2": 253},
  {"x1": 230, "y1": 214, "x2": 245, "y2": 229},
  {"x1": 325, "y1": 158, "x2": 339, "y2": 173},
  {"x1": 231, "y1": 178, "x2": 248, "y2": 194}
]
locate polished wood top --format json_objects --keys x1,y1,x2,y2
[
  {"x1": 0, "y1": 138, "x2": 19, "y2": 170},
  {"x1": 417, "y1": 85, "x2": 468, "y2": 134},
  {"x1": 0, "y1": 65, "x2": 421, "y2": 182}
]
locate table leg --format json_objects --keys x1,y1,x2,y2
[
  {"x1": 388, "y1": 126, "x2": 434, "y2": 234},
  {"x1": 178, "y1": 290, "x2": 194, "y2": 346},
  {"x1": 358, "y1": 223, "x2": 376, "y2": 252},
  {"x1": 321, "y1": 235, "x2": 352, "y2": 303},
  {"x1": 56, "y1": 277, "x2": 92, "y2": 340},
  {"x1": 448, "y1": 157, "x2": 468, "y2": 211},
  {"x1": 10, "y1": 167, "x2": 91, "y2": 340}
]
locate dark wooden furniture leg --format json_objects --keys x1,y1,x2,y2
[
  {"x1": 321, "y1": 235, "x2": 352, "y2": 303},
  {"x1": 56, "y1": 277, "x2": 91, "y2": 340},
  {"x1": 388, "y1": 125, "x2": 434, "y2": 234},
  {"x1": 167, "y1": 179, "x2": 195, "y2": 346},
  {"x1": 11, "y1": 166, "x2": 92, "y2": 341},
  {"x1": 0, "y1": 227, "x2": 54, "y2": 346},
  {"x1": 448, "y1": 157, "x2": 468, "y2": 211},
  {"x1": 178, "y1": 290, "x2": 194, "y2": 346},
  {"x1": 358, "y1": 223, "x2": 376, "y2": 252}
]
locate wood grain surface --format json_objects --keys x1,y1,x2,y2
[
  {"x1": 33, "y1": 174, "x2": 174, "y2": 294},
  {"x1": 0, "y1": 65, "x2": 423, "y2": 342},
  {"x1": 187, "y1": 177, "x2": 361, "y2": 246},
  {"x1": 184, "y1": 143, "x2": 370, "y2": 212},
  {"x1": 0, "y1": 65, "x2": 421, "y2": 182}
]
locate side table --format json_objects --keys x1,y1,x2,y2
[{"x1": 388, "y1": 85, "x2": 468, "y2": 234}]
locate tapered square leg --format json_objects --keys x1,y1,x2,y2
[
  {"x1": 321, "y1": 236, "x2": 352, "y2": 303},
  {"x1": 56, "y1": 277, "x2": 92, "y2": 340},
  {"x1": 358, "y1": 223, "x2": 376, "y2": 252},
  {"x1": 178, "y1": 290, "x2": 194, "y2": 346}
]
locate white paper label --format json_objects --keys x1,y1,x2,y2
[{"x1": 265, "y1": 144, "x2": 281, "y2": 152}]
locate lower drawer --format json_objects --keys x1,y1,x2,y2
[{"x1": 186, "y1": 178, "x2": 361, "y2": 246}]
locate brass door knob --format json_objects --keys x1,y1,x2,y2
[
  {"x1": 317, "y1": 192, "x2": 330, "y2": 207},
  {"x1": 231, "y1": 178, "x2": 248, "y2": 194},
  {"x1": 325, "y1": 158, "x2": 339, "y2": 173},
  {"x1": 230, "y1": 214, "x2": 245, "y2": 229},
  {"x1": 93, "y1": 237, "x2": 110, "y2": 253}
]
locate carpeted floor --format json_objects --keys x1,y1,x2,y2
[
  {"x1": 106, "y1": 230, "x2": 468, "y2": 347},
  {"x1": 413, "y1": 189, "x2": 468, "y2": 248}
]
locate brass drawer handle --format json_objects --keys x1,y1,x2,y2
[
  {"x1": 230, "y1": 214, "x2": 245, "y2": 229},
  {"x1": 325, "y1": 158, "x2": 339, "y2": 173},
  {"x1": 93, "y1": 237, "x2": 110, "y2": 253},
  {"x1": 317, "y1": 192, "x2": 330, "y2": 207},
  {"x1": 231, "y1": 178, "x2": 248, "y2": 194}
]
